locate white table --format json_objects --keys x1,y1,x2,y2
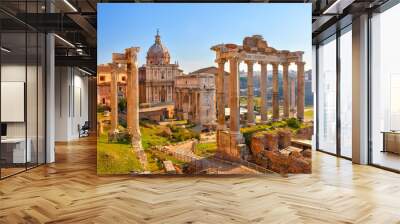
[{"x1": 1, "y1": 138, "x2": 31, "y2": 163}]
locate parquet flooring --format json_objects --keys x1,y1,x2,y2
[{"x1": 1, "y1": 136, "x2": 400, "y2": 223}]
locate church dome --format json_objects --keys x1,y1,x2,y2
[{"x1": 146, "y1": 31, "x2": 170, "y2": 65}]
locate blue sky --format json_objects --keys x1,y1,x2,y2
[{"x1": 98, "y1": 3, "x2": 312, "y2": 72}]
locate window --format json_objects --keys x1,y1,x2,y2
[
  {"x1": 317, "y1": 35, "x2": 337, "y2": 154},
  {"x1": 340, "y1": 27, "x2": 352, "y2": 158},
  {"x1": 122, "y1": 76, "x2": 126, "y2": 81},
  {"x1": 100, "y1": 76, "x2": 105, "y2": 81},
  {"x1": 370, "y1": 3, "x2": 400, "y2": 171}
]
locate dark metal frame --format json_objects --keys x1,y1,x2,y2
[
  {"x1": 315, "y1": 22, "x2": 353, "y2": 161},
  {"x1": 0, "y1": 0, "x2": 47, "y2": 180}
]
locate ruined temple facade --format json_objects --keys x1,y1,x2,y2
[
  {"x1": 175, "y1": 71, "x2": 216, "y2": 128},
  {"x1": 212, "y1": 35, "x2": 306, "y2": 161}
]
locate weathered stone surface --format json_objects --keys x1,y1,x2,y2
[
  {"x1": 296, "y1": 125, "x2": 313, "y2": 140},
  {"x1": 262, "y1": 150, "x2": 288, "y2": 174},
  {"x1": 277, "y1": 129, "x2": 292, "y2": 149},
  {"x1": 264, "y1": 132, "x2": 279, "y2": 151},
  {"x1": 250, "y1": 134, "x2": 266, "y2": 155},
  {"x1": 301, "y1": 149, "x2": 312, "y2": 158},
  {"x1": 288, "y1": 151, "x2": 311, "y2": 173},
  {"x1": 249, "y1": 131, "x2": 311, "y2": 174}
]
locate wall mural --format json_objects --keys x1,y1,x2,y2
[{"x1": 97, "y1": 3, "x2": 313, "y2": 175}]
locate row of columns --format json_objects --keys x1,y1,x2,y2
[{"x1": 216, "y1": 58, "x2": 305, "y2": 131}]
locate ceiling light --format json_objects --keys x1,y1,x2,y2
[
  {"x1": 78, "y1": 67, "x2": 93, "y2": 76},
  {"x1": 1, "y1": 47, "x2": 11, "y2": 53},
  {"x1": 54, "y1": 34, "x2": 75, "y2": 48},
  {"x1": 63, "y1": 0, "x2": 78, "y2": 12},
  {"x1": 323, "y1": 0, "x2": 355, "y2": 15}
]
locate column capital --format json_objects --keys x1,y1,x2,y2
[
  {"x1": 296, "y1": 61, "x2": 306, "y2": 66},
  {"x1": 229, "y1": 57, "x2": 239, "y2": 66},
  {"x1": 271, "y1": 62, "x2": 279, "y2": 68},
  {"x1": 216, "y1": 58, "x2": 226, "y2": 65},
  {"x1": 259, "y1": 61, "x2": 268, "y2": 66},
  {"x1": 281, "y1": 62, "x2": 290, "y2": 67},
  {"x1": 244, "y1": 60, "x2": 255, "y2": 66}
]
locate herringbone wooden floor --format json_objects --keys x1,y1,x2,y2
[{"x1": 1, "y1": 137, "x2": 400, "y2": 224}]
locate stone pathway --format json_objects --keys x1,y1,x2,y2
[{"x1": 163, "y1": 140, "x2": 260, "y2": 174}]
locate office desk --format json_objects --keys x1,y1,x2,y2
[{"x1": 1, "y1": 138, "x2": 31, "y2": 164}]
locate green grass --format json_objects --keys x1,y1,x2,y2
[
  {"x1": 140, "y1": 120, "x2": 199, "y2": 149},
  {"x1": 144, "y1": 149, "x2": 164, "y2": 172},
  {"x1": 304, "y1": 107, "x2": 314, "y2": 121},
  {"x1": 194, "y1": 142, "x2": 217, "y2": 157},
  {"x1": 140, "y1": 125, "x2": 171, "y2": 150},
  {"x1": 97, "y1": 117, "x2": 199, "y2": 174},
  {"x1": 97, "y1": 133, "x2": 143, "y2": 175}
]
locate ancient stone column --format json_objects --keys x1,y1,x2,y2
[
  {"x1": 110, "y1": 63, "x2": 118, "y2": 132},
  {"x1": 229, "y1": 57, "x2": 240, "y2": 134},
  {"x1": 216, "y1": 59, "x2": 226, "y2": 130},
  {"x1": 125, "y1": 47, "x2": 141, "y2": 148},
  {"x1": 272, "y1": 62, "x2": 279, "y2": 121},
  {"x1": 282, "y1": 62, "x2": 290, "y2": 119},
  {"x1": 260, "y1": 62, "x2": 268, "y2": 123},
  {"x1": 290, "y1": 78, "x2": 296, "y2": 116},
  {"x1": 246, "y1": 60, "x2": 255, "y2": 125},
  {"x1": 296, "y1": 61, "x2": 305, "y2": 121}
]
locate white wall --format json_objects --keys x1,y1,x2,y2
[{"x1": 54, "y1": 67, "x2": 89, "y2": 141}]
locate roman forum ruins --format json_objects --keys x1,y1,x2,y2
[
  {"x1": 99, "y1": 34, "x2": 307, "y2": 164},
  {"x1": 211, "y1": 35, "x2": 305, "y2": 161},
  {"x1": 108, "y1": 47, "x2": 142, "y2": 149}
]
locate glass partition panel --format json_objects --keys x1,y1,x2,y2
[
  {"x1": 317, "y1": 36, "x2": 337, "y2": 154},
  {"x1": 0, "y1": 1, "x2": 47, "y2": 179},
  {"x1": 339, "y1": 28, "x2": 352, "y2": 158},
  {"x1": 38, "y1": 32, "x2": 45, "y2": 165},
  {"x1": 1, "y1": 30, "x2": 27, "y2": 178},
  {"x1": 371, "y1": 3, "x2": 400, "y2": 171},
  {"x1": 27, "y1": 30, "x2": 38, "y2": 169}
]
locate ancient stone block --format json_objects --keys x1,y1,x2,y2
[
  {"x1": 250, "y1": 134, "x2": 266, "y2": 155},
  {"x1": 277, "y1": 129, "x2": 292, "y2": 149},
  {"x1": 264, "y1": 132, "x2": 279, "y2": 151},
  {"x1": 301, "y1": 149, "x2": 312, "y2": 158},
  {"x1": 287, "y1": 151, "x2": 311, "y2": 174},
  {"x1": 295, "y1": 125, "x2": 313, "y2": 140},
  {"x1": 262, "y1": 150, "x2": 289, "y2": 174}
]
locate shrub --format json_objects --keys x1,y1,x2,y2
[
  {"x1": 287, "y1": 118, "x2": 301, "y2": 129},
  {"x1": 97, "y1": 104, "x2": 110, "y2": 113},
  {"x1": 170, "y1": 128, "x2": 199, "y2": 142}
]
